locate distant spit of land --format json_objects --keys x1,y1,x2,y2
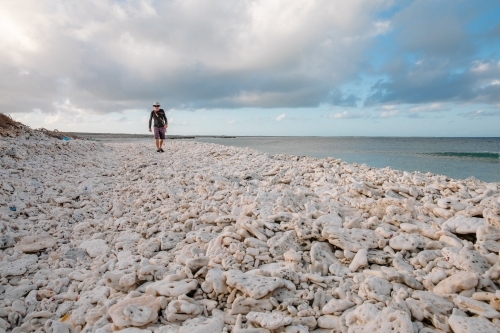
[{"x1": 67, "y1": 132, "x2": 235, "y2": 141}]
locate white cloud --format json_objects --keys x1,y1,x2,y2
[
  {"x1": 276, "y1": 113, "x2": 286, "y2": 121},
  {"x1": 15, "y1": 99, "x2": 98, "y2": 126},
  {"x1": 461, "y1": 109, "x2": 500, "y2": 118},
  {"x1": 328, "y1": 111, "x2": 365, "y2": 119},
  {"x1": 2, "y1": 0, "x2": 497, "y2": 138},
  {"x1": 11, "y1": 105, "x2": 151, "y2": 132},
  {"x1": 380, "y1": 104, "x2": 398, "y2": 111},
  {"x1": 0, "y1": 0, "x2": 395, "y2": 113},
  {"x1": 0, "y1": 10, "x2": 40, "y2": 56},
  {"x1": 379, "y1": 110, "x2": 400, "y2": 118},
  {"x1": 408, "y1": 103, "x2": 447, "y2": 113},
  {"x1": 53, "y1": 99, "x2": 94, "y2": 114},
  {"x1": 471, "y1": 61, "x2": 490, "y2": 72},
  {"x1": 461, "y1": 110, "x2": 483, "y2": 118},
  {"x1": 372, "y1": 20, "x2": 391, "y2": 36}
]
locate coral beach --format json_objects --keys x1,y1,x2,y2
[{"x1": 1, "y1": 115, "x2": 500, "y2": 333}]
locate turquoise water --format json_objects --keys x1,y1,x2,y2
[{"x1": 194, "y1": 137, "x2": 500, "y2": 183}]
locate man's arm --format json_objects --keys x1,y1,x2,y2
[
  {"x1": 148, "y1": 111, "x2": 153, "y2": 129},
  {"x1": 163, "y1": 114, "x2": 168, "y2": 127}
]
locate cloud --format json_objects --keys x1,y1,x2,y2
[
  {"x1": 328, "y1": 89, "x2": 359, "y2": 107},
  {"x1": 408, "y1": 103, "x2": 449, "y2": 113},
  {"x1": 379, "y1": 110, "x2": 400, "y2": 118},
  {"x1": 276, "y1": 114, "x2": 286, "y2": 121},
  {"x1": 472, "y1": 62, "x2": 489, "y2": 72},
  {"x1": 392, "y1": 0, "x2": 476, "y2": 57},
  {"x1": 0, "y1": 0, "x2": 395, "y2": 114},
  {"x1": 53, "y1": 99, "x2": 94, "y2": 115},
  {"x1": 365, "y1": 0, "x2": 500, "y2": 107},
  {"x1": 365, "y1": 57, "x2": 500, "y2": 106},
  {"x1": 461, "y1": 109, "x2": 500, "y2": 118},
  {"x1": 328, "y1": 111, "x2": 366, "y2": 119},
  {"x1": 379, "y1": 104, "x2": 398, "y2": 111},
  {"x1": 1, "y1": 0, "x2": 499, "y2": 124}
]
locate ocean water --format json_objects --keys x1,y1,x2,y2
[{"x1": 194, "y1": 137, "x2": 500, "y2": 183}]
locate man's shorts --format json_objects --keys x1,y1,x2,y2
[{"x1": 154, "y1": 126, "x2": 166, "y2": 139}]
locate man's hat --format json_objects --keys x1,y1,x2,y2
[{"x1": 153, "y1": 101, "x2": 160, "y2": 106}]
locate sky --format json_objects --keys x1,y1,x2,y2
[{"x1": 2, "y1": 0, "x2": 500, "y2": 136}]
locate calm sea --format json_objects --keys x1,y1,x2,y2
[{"x1": 194, "y1": 137, "x2": 500, "y2": 183}]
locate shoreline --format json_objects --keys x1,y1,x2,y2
[
  {"x1": 68, "y1": 133, "x2": 236, "y2": 141},
  {"x1": 67, "y1": 134, "x2": 500, "y2": 183},
  {"x1": 1, "y1": 133, "x2": 500, "y2": 332},
  {"x1": 67, "y1": 132, "x2": 500, "y2": 139}
]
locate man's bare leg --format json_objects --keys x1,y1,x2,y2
[
  {"x1": 159, "y1": 139, "x2": 164, "y2": 150},
  {"x1": 155, "y1": 139, "x2": 160, "y2": 150}
]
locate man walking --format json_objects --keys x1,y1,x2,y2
[{"x1": 148, "y1": 102, "x2": 168, "y2": 152}]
